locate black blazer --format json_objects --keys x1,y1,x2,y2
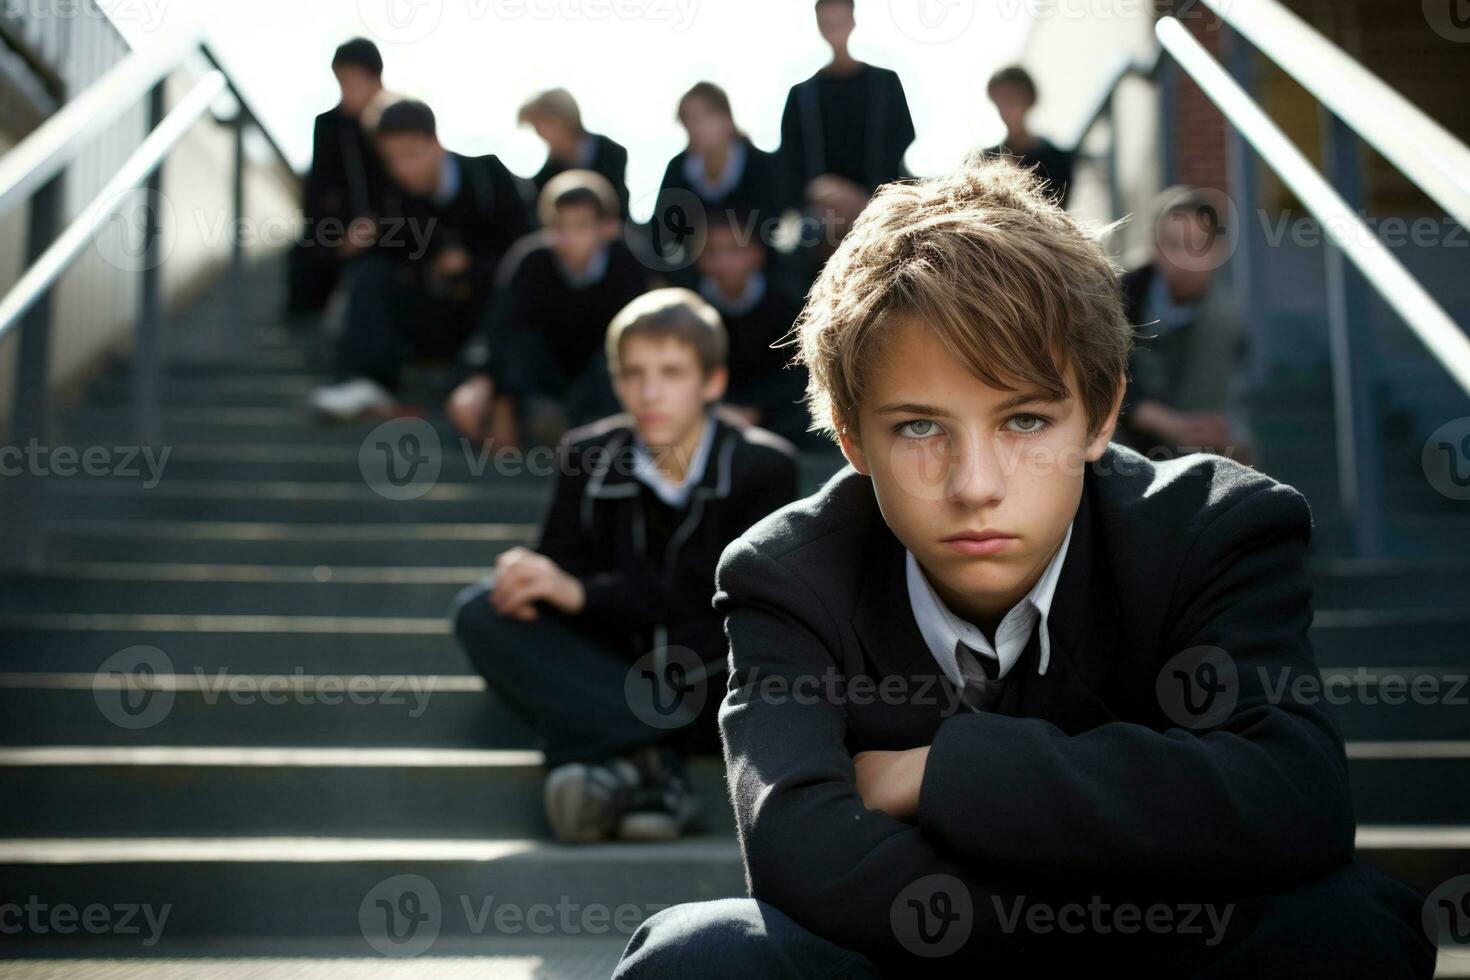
[
  {"x1": 303, "y1": 108, "x2": 389, "y2": 227},
  {"x1": 536, "y1": 409, "x2": 799, "y2": 670},
  {"x1": 713, "y1": 443, "x2": 1359, "y2": 969},
  {"x1": 531, "y1": 132, "x2": 631, "y2": 220}
]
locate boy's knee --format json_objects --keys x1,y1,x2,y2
[
  {"x1": 615, "y1": 898, "x2": 877, "y2": 980},
  {"x1": 450, "y1": 582, "x2": 498, "y2": 642}
]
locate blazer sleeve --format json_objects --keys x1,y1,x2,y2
[
  {"x1": 716, "y1": 536, "x2": 1084, "y2": 967},
  {"x1": 778, "y1": 86, "x2": 809, "y2": 204},
  {"x1": 916, "y1": 481, "x2": 1356, "y2": 895}
]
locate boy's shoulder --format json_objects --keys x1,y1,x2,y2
[
  {"x1": 722, "y1": 443, "x2": 1310, "y2": 609},
  {"x1": 561, "y1": 408, "x2": 799, "y2": 475}
]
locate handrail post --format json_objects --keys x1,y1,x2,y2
[
  {"x1": 133, "y1": 81, "x2": 166, "y2": 451},
  {"x1": 3, "y1": 173, "x2": 62, "y2": 568},
  {"x1": 1104, "y1": 92, "x2": 1122, "y2": 225},
  {"x1": 1223, "y1": 24, "x2": 1268, "y2": 388},
  {"x1": 1321, "y1": 109, "x2": 1386, "y2": 558},
  {"x1": 232, "y1": 109, "x2": 246, "y2": 271}
]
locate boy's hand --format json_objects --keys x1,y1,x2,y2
[
  {"x1": 852, "y1": 746, "x2": 930, "y2": 822},
  {"x1": 488, "y1": 546, "x2": 586, "y2": 620}
]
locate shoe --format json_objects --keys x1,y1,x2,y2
[
  {"x1": 543, "y1": 758, "x2": 642, "y2": 844},
  {"x1": 309, "y1": 378, "x2": 394, "y2": 421},
  {"x1": 617, "y1": 746, "x2": 702, "y2": 841}
]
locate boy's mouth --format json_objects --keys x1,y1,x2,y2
[{"x1": 941, "y1": 530, "x2": 1016, "y2": 556}]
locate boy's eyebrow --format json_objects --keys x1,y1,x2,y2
[{"x1": 874, "y1": 392, "x2": 1068, "y2": 416}]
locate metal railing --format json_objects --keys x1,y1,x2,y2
[
  {"x1": 0, "y1": 25, "x2": 298, "y2": 564},
  {"x1": 1145, "y1": 0, "x2": 1470, "y2": 557}
]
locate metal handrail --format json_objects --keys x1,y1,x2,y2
[
  {"x1": 0, "y1": 71, "x2": 228, "y2": 340},
  {"x1": 1199, "y1": 0, "x2": 1470, "y2": 234},
  {"x1": 0, "y1": 31, "x2": 201, "y2": 219},
  {"x1": 1067, "y1": 46, "x2": 1162, "y2": 153},
  {"x1": 1154, "y1": 17, "x2": 1470, "y2": 397}
]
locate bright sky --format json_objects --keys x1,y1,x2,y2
[{"x1": 107, "y1": 0, "x2": 1036, "y2": 221}]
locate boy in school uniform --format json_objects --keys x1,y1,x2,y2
[
  {"x1": 310, "y1": 98, "x2": 530, "y2": 420},
  {"x1": 452, "y1": 288, "x2": 799, "y2": 844},
  {"x1": 983, "y1": 65, "x2": 1075, "y2": 208},
  {"x1": 287, "y1": 38, "x2": 390, "y2": 317},
  {"x1": 446, "y1": 170, "x2": 653, "y2": 449},
  {"x1": 614, "y1": 158, "x2": 1434, "y2": 976},
  {"x1": 518, "y1": 88, "x2": 631, "y2": 220}
]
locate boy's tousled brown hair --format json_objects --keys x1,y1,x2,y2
[
  {"x1": 792, "y1": 152, "x2": 1132, "y2": 443},
  {"x1": 606, "y1": 288, "x2": 729, "y2": 379}
]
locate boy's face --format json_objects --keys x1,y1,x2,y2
[
  {"x1": 988, "y1": 82, "x2": 1033, "y2": 132},
  {"x1": 530, "y1": 116, "x2": 574, "y2": 150},
  {"x1": 837, "y1": 316, "x2": 1120, "y2": 626},
  {"x1": 816, "y1": 2, "x2": 855, "y2": 52},
  {"x1": 680, "y1": 98, "x2": 735, "y2": 156},
  {"x1": 378, "y1": 132, "x2": 443, "y2": 197},
  {"x1": 1156, "y1": 208, "x2": 1224, "y2": 302},
  {"x1": 333, "y1": 66, "x2": 381, "y2": 118},
  {"x1": 614, "y1": 334, "x2": 727, "y2": 449},
  {"x1": 697, "y1": 227, "x2": 764, "y2": 296},
  {"x1": 549, "y1": 202, "x2": 613, "y2": 271}
]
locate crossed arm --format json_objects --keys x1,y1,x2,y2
[{"x1": 714, "y1": 483, "x2": 1354, "y2": 963}]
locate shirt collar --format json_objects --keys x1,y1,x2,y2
[
  {"x1": 699, "y1": 270, "x2": 766, "y2": 317},
  {"x1": 555, "y1": 245, "x2": 610, "y2": 289},
  {"x1": 905, "y1": 517, "x2": 1074, "y2": 683},
  {"x1": 431, "y1": 152, "x2": 461, "y2": 208},
  {"x1": 682, "y1": 139, "x2": 747, "y2": 202},
  {"x1": 629, "y1": 410, "x2": 718, "y2": 509}
]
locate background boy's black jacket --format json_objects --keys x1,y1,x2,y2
[
  {"x1": 530, "y1": 132, "x2": 631, "y2": 219},
  {"x1": 375, "y1": 151, "x2": 531, "y2": 304},
  {"x1": 779, "y1": 64, "x2": 915, "y2": 196},
  {"x1": 303, "y1": 108, "x2": 388, "y2": 229},
  {"x1": 714, "y1": 443, "x2": 1358, "y2": 967},
  {"x1": 653, "y1": 137, "x2": 791, "y2": 236},
  {"x1": 535, "y1": 409, "x2": 799, "y2": 670}
]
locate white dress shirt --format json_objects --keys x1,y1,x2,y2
[
  {"x1": 904, "y1": 519, "x2": 1074, "y2": 683},
  {"x1": 629, "y1": 410, "x2": 717, "y2": 509}
]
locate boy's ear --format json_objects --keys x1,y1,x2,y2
[
  {"x1": 701, "y1": 365, "x2": 729, "y2": 405},
  {"x1": 833, "y1": 408, "x2": 870, "y2": 475},
  {"x1": 1084, "y1": 372, "x2": 1128, "y2": 461}
]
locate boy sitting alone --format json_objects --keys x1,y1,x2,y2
[
  {"x1": 452, "y1": 288, "x2": 799, "y2": 843},
  {"x1": 614, "y1": 157, "x2": 1432, "y2": 976}
]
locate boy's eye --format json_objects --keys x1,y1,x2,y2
[
  {"x1": 1006, "y1": 413, "x2": 1050, "y2": 435},
  {"x1": 895, "y1": 419, "x2": 941, "y2": 440}
]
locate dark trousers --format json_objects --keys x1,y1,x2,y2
[
  {"x1": 492, "y1": 328, "x2": 621, "y2": 437},
  {"x1": 614, "y1": 858, "x2": 1436, "y2": 979},
  {"x1": 337, "y1": 255, "x2": 484, "y2": 391},
  {"x1": 451, "y1": 582, "x2": 720, "y2": 768},
  {"x1": 286, "y1": 239, "x2": 343, "y2": 314}
]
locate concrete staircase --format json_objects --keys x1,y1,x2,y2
[{"x1": 0, "y1": 261, "x2": 1464, "y2": 974}]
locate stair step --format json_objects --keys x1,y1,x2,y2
[
  {"x1": 0, "y1": 749, "x2": 735, "y2": 839},
  {"x1": 0, "y1": 837, "x2": 744, "y2": 952}
]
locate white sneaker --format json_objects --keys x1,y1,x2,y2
[{"x1": 310, "y1": 378, "x2": 394, "y2": 421}]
